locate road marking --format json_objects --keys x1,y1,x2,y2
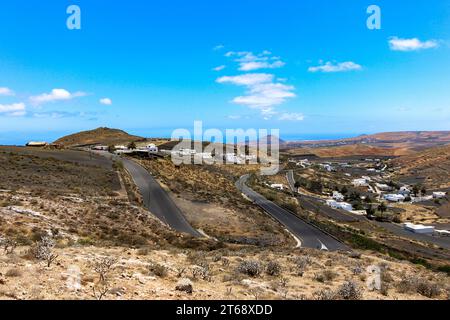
[{"x1": 319, "y1": 240, "x2": 329, "y2": 251}]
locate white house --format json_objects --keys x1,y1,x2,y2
[
  {"x1": 435, "y1": 230, "x2": 450, "y2": 237},
  {"x1": 326, "y1": 200, "x2": 353, "y2": 211},
  {"x1": 114, "y1": 145, "x2": 127, "y2": 151},
  {"x1": 376, "y1": 183, "x2": 392, "y2": 191},
  {"x1": 326, "y1": 199, "x2": 338, "y2": 208},
  {"x1": 270, "y1": 184, "x2": 284, "y2": 191},
  {"x1": 383, "y1": 194, "x2": 405, "y2": 202},
  {"x1": 146, "y1": 144, "x2": 159, "y2": 153},
  {"x1": 26, "y1": 141, "x2": 48, "y2": 147},
  {"x1": 353, "y1": 178, "x2": 368, "y2": 187},
  {"x1": 338, "y1": 202, "x2": 354, "y2": 211},
  {"x1": 403, "y1": 223, "x2": 435, "y2": 234},
  {"x1": 399, "y1": 186, "x2": 411, "y2": 196},
  {"x1": 433, "y1": 192, "x2": 447, "y2": 199},
  {"x1": 332, "y1": 191, "x2": 345, "y2": 201},
  {"x1": 225, "y1": 153, "x2": 242, "y2": 164},
  {"x1": 411, "y1": 195, "x2": 433, "y2": 203},
  {"x1": 351, "y1": 210, "x2": 367, "y2": 216},
  {"x1": 92, "y1": 145, "x2": 108, "y2": 151}
]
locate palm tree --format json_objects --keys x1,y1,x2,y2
[
  {"x1": 378, "y1": 202, "x2": 387, "y2": 213},
  {"x1": 127, "y1": 141, "x2": 137, "y2": 150}
]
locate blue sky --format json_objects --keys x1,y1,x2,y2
[{"x1": 0, "y1": 0, "x2": 449, "y2": 144}]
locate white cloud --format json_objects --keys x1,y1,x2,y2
[
  {"x1": 217, "y1": 73, "x2": 274, "y2": 86},
  {"x1": 239, "y1": 60, "x2": 285, "y2": 71},
  {"x1": 217, "y1": 73, "x2": 296, "y2": 117},
  {"x1": 213, "y1": 65, "x2": 226, "y2": 72},
  {"x1": 217, "y1": 49, "x2": 298, "y2": 119},
  {"x1": 225, "y1": 51, "x2": 285, "y2": 71},
  {"x1": 99, "y1": 98, "x2": 113, "y2": 105},
  {"x1": 0, "y1": 102, "x2": 26, "y2": 116},
  {"x1": 227, "y1": 115, "x2": 241, "y2": 120},
  {"x1": 389, "y1": 37, "x2": 439, "y2": 51},
  {"x1": 233, "y1": 83, "x2": 296, "y2": 108},
  {"x1": 308, "y1": 61, "x2": 362, "y2": 73},
  {"x1": 278, "y1": 112, "x2": 304, "y2": 121},
  {"x1": 30, "y1": 89, "x2": 87, "y2": 105},
  {"x1": 0, "y1": 87, "x2": 15, "y2": 96},
  {"x1": 213, "y1": 44, "x2": 225, "y2": 51}
]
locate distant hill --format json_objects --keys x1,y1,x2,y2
[
  {"x1": 285, "y1": 131, "x2": 450, "y2": 148},
  {"x1": 282, "y1": 131, "x2": 450, "y2": 157},
  {"x1": 392, "y1": 144, "x2": 450, "y2": 189},
  {"x1": 54, "y1": 127, "x2": 144, "y2": 147},
  {"x1": 284, "y1": 144, "x2": 414, "y2": 158}
]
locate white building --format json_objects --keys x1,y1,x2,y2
[
  {"x1": 351, "y1": 210, "x2": 367, "y2": 216},
  {"x1": 403, "y1": 223, "x2": 435, "y2": 234},
  {"x1": 270, "y1": 184, "x2": 284, "y2": 191},
  {"x1": 146, "y1": 144, "x2": 159, "y2": 153},
  {"x1": 376, "y1": 183, "x2": 392, "y2": 191},
  {"x1": 399, "y1": 186, "x2": 411, "y2": 196},
  {"x1": 114, "y1": 145, "x2": 127, "y2": 151},
  {"x1": 433, "y1": 192, "x2": 447, "y2": 199},
  {"x1": 92, "y1": 145, "x2": 109, "y2": 151},
  {"x1": 435, "y1": 230, "x2": 450, "y2": 237},
  {"x1": 319, "y1": 163, "x2": 334, "y2": 172},
  {"x1": 26, "y1": 141, "x2": 48, "y2": 147},
  {"x1": 326, "y1": 200, "x2": 353, "y2": 211},
  {"x1": 332, "y1": 191, "x2": 345, "y2": 201},
  {"x1": 353, "y1": 178, "x2": 368, "y2": 187},
  {"x1": 411, "y1": 195, "x2": 433, "y2": 203},
  {"x1": 383, "y1": 194, "x2": 405, "y2": 202}
]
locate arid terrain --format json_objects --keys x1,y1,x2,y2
[
  {"x1": 391, "y1": 144, "x2": 450, "y2": 189},
  {"x1": 1, "y1": 129, "x2": 450, "y2": 300},
  {"x1": 53, "y1": 127, "x2": 145, "y2": 147}
]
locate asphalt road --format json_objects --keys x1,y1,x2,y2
[
  {"x1": 95, "y1": 151, "x2": 201, "y2": 237},
  {"x1": 236, "y1": 175, "x2": 349, "y2": 251}
]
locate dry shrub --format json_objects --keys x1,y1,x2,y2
[{"x1": 237, "y1": 260, "x2": 262, "y2": 277}]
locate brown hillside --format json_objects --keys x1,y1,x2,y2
[
  {"x1": 54, "y1": 127, "x2": 143, "y2": 147},
  {"x1": 285, "y1": 144, "x2": 413, "y2": 158},
  {"x1": 284, "y1": 131, "x2": 450, "y2": 151},
  {"x1": 392, "y1": 144, "x2": 450, "y2": 189}
]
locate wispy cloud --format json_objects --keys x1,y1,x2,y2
[
  {"x1": 213, "y1": 44, "x2": 225, "y2": 51},
  {"x1": 239, "y1": 60, "x2": 285, "y2": 71},
  {"x1": 99, "y1": 98, "x2": 112, "y2": 105},
  {"x1": 213, "y1": 65, "x2": 226, "y2": 72},
  {"x1": 30, "y1": 88, "x2": 87, "y2": 105},
  {"x1": 32, "y1": 111, "x2": 83, "y2": 119},
  {"x1": 217, "y1": 73, "x2": 296, "y2": 118},
  {"x1": 217, "y1": 73, "x2": 274, "y2": 86},
  {"x1": 389, "y1": 37, "x2": 439, "y2": 51},
  {"x1": 308, "y1": 61, "x2": 362, "y2": 73},
  {"x1": 0, "y1": 102, "x2": 26, "y2": 117},
  {"x1": 225, "y1": 51, "x2": 286, "y2": 71},
  {"x1": 0, "y1": 87, "x2": 15, "y2": 96},
  {"x1": 278, "y1": 112, "x2": 304, "y2": 121}
]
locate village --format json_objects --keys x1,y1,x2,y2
[{"x1": 272, "y1": 156, "x2": 450, "y2": 237}]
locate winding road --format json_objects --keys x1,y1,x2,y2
[
  {"x1": 121, "y1": 158, "x2": 202, "y2": 237},
  {"x1": 95, "y1": 151, "x2": 201, "y2": 237},
  {"x1": 236, "y1": 175, "x2": 349, "y2": 251}
]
